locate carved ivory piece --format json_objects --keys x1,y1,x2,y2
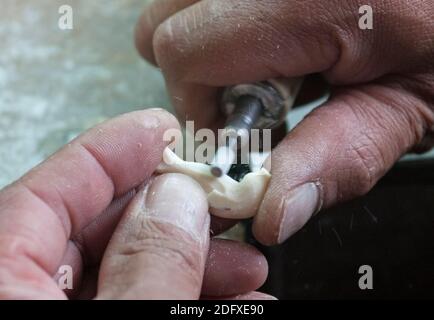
[{"x1": 157, "y1": 148, "x2": 271, "y2": 219}]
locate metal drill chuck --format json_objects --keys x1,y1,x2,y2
[
  {"x1": 221, "y1": 78, "x2": 303, "y2": 130},
  {"x1": 211, "y1": 78, "x2": 303, "y2": 177}
]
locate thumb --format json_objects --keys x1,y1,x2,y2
[
  {"x1": 254, "y1": 77, "x2": 434, "y2": 245},
  {"x1": 96, "y1": 173, "x2": 210, "y2": 299}
]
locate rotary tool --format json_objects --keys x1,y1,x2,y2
[{"x1": 210, "y1": 78, "x2": 303, "y2": 177}]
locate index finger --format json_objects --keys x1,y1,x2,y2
[{"x1": 0, "y1": 109, "x2": 178, "y2": 281}]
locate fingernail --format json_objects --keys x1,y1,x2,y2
[
  {"x1": 278, "y1": 182, "x2": 321, "y2": 244},
  {"x1": 142, "y1": 173, "x2": 209, "y2": 240}
]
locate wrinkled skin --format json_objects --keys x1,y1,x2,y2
[
  {"x1": 136, "y1": 0, "x2": 434, "y2": 245},
  {"x1": 0, "y1": 109, "x2": 272, "y2": 299}
]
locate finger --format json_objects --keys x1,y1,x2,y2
[
  {"x1": 135, "y1": 0, "x2": 201, "y2": 65},
  {"x1": 206, "y1": 291, "x2": 277, "y2": 300},
  {"x1": 201, "y1": 239, "x2": 268, "y2": 297},
  {"x1": 56, "y1": 190, "x2": 137, "y2": 298},
  {"x1": 69, "y1": 231, "x2": 267, "y2": 299},
  {"x1": 210, "y1": 217, "x2": 238, "y2": 236},
  {"x1": 96, "y1": 173, "x2": 210, "y2": 300},
  {"x1": 0, "y1": 255, "x2": 66, "y2": 299},
  {"x1": 71, "y1": 189, "x2": 137, "y2": 267},
  {"x1": 151, "y1": 0, "x2": 433, "y2": 128},
  {"x1": 228, "y1": 292, "x2": 276, "y2": 300},
  {"x1": 254, "y1": 76, "x2": 434, "y2": 245},
  {"x1": 53, "y1": 240, "x2": 83, "y2": 298},
  {"x1": 0, "y1": 109, "x2": 178, "y2": 297}
]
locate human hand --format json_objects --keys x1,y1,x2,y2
[
  {"x1": 0, "y1": 109, "x2": 270, "y2": 299},
  {"x1": 135, "y1": 0, "x2": 434, "y2": 245}
]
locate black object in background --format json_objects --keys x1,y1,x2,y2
[{"x1": 246, "y1": 160, "x2": 434, "y2": 299}]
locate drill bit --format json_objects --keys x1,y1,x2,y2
[
  {"x1": 210, "y1": 95, "x2": 262, "y2": 177},
  {"x1": 210, "y1": 78, "x2": 304, "y2": 178}
]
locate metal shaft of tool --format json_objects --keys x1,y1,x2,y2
[{"x1": 210, "y1": 95, "x2": 263, "y2": 177}]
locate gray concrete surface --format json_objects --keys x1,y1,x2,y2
[{"x1": 0, "y1": 0, "x2": 170, "y2": 187}]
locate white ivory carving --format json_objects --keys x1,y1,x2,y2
[{"x1": 156, "y1": 148, "x2": 271, "y2": 219}]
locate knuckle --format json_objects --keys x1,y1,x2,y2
[
  {"x1": 135, "y1": 13, "x2": 155, "y2": 62},
  {"x1": 118, "y1": 220, "x2": 203, "y2": 283},
  {"x1": 0, "y1": 230, "x2": 44, "y2": 264},
  {"x1": 335, "y1": 78, "x2": 434, "y2": 199},
  {"x1": 153, "y1": 19, "x2": 177, "y2": 70},
  {"x1": 346, "y1": 133, "x2": 385, "y2": 195},
  {"x1": 328, "y1": 100, "x2": 390, "y2": 198},
  {"x1": 153, "y1": 17, "x2": 190, "y2": 80}
]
